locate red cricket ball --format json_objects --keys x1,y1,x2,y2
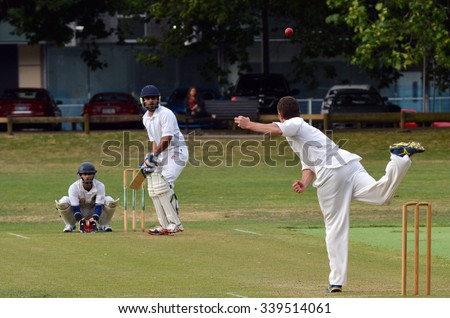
[{"x1": 284, "y1": 27, "x2": 294, "y2": 37}]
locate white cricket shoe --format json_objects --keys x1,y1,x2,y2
[
  {"x1": 147, "y1": 226, "x2": 164, "y2": 235},
  {"x1": 63, "y1": 224, "x2": 75, "y2": 233},
  {"x1": 164, "y1": 224, "x2": 184, "y2": 234},
  {"x1": 100, "y1": 225, "x2": 112, "y2": 232}
]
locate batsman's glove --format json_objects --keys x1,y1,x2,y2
[
  {"x1": 140, "y1": 161, "x2": 156, "y2": 175},
  {"x1": 144, "y1": 152, "x2": 159, "y2": 167}
]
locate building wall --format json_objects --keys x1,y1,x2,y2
[
  {"x1": 45, "y1": 44, "x2": 221, "y2": 105},
  {"x1": 1, "y1": 29, "x2": 448, "y2": 112},
  {"x1": 18, "y1": 45, "x2": 42, "y2": 87}
]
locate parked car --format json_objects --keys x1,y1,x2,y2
[
  {"x1": 164, "y1": 87, "x2": 224, "y2": 128},
  {"x1": 82, "y1": 92, "x2": 141, "y2": 129},
  {"x1": 0, "y1": 88, "x2": 62, "y2": 131},
  {"x1": 320, "y1": 84, "x2": 400, "y2": 128},
  {"x1": 231, "y1": 73, "x2": 299, "y2": 114}
]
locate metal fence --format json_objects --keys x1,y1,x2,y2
[{"x1": 298, "y1": 96, "x2": 450, "y2": 116}]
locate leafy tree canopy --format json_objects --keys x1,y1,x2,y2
[
  {"x1": 327, "y1": 0, "x2": 450, "y2": 91},
  {"x1": 1, "y1": 0, "x2": 449, "y2": 90},
  {"x1": 0, "y1": 0, "x2": 129, "y2": 70}
]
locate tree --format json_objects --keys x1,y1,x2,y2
[
  {"x1": 326, "y1": 0, "x2": 450, "y2": 92},
  {"x1": 135, "y1": 0, "x2": 261, "y2": 86},
  {"x1": 136, "y1": 0, "x2": 357, "y2": 89},
  {"x1": 4, "y1": 0, "x2": 448, "y2": 93},
  {"x1": 0, "y1": 0, "x2": 368, "y2": 89},
  {"x1": 0, "y1": 0, "x2": 128, "y2": 70}
]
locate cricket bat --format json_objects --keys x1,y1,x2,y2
[{"x1": 129, "y1": 168, "x2": 147, "y2": 190}]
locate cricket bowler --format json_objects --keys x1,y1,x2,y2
[{"x1": 234, "y1": 96, "x2": 424, "y2": 293}]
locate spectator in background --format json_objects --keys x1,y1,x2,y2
[{"x1": 184, "y1": 86, "x2": 216, "y2": 119}]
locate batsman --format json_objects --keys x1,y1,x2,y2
[{"x1": 139, "y1": 85, "x2": 189, "y2": 235}]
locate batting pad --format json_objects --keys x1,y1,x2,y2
[
  {"x1": 147, "y1": 176, "x2": 169, "y2": 228},
  {"x1": 147, "y1": 173, "x2": 181, "y2": 227},
  {"x1": 148, "y1": 196, "x2": 169, "y2": 228}
]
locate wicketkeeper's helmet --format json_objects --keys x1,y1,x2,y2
[{"x1": 77, "y1": 162, "x2": 97, "y2": 175}]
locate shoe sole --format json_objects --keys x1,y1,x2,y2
[
  {"x1": 326, "y1": 285, "x2": 342, "y2": 293},
  {"x1": 148, "y1": 230, "x2": 175, "y2": 236},
  {"x1": 390, "y1": 141, "x2": 425, "y2": 156}
]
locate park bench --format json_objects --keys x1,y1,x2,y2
[{"x1": 177, "y1": 99, "x2": 260, "y2": 132}]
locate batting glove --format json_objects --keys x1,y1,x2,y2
[
  {"x1": 144, "y1": 152, "x2": 159, "y2": 167},
  {"x1": 140, "y1": 161, "x2": 156, "y2": 175},
  {"x1": 142, "y1": 165, "x2": 155, "y2": 175}
]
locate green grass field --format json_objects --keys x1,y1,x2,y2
[{"x1": 0, "y1": 128, "x2": 449, "y2": 298}]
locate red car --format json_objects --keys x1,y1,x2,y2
[
  {"x1": 0, "y1": 88, "x2": 62, "y2": 130},
  {"x1": 82, "y1": 92, "x2": 142, "y2": 128}
]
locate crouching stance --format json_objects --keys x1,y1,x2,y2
[{"x1": 55, "y1": 162, "x2": 119, "y2": 233}]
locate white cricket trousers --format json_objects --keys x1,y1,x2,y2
[
  {"x1": 155, "y1": 146, "x2": 189, "y2": 187},
  {"x1": 315, "y1": 154, "x2": 412, "y2": 285}
]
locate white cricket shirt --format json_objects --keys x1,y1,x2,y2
[
  {"x1": 142, "y1": 105, "x2": 186, "y2": 149},
  {"x1": 274, "y1": 117, "x2": 361, "y2": 173},
  {"x1": 68, "y1": 179, "x2": 106, "y2": 208}
]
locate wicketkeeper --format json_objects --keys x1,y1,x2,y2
[
  {"x1": 140, "y1": 85, "x2": 189, "y2": 235},
  {"x1": 55, "y1": 162, "x2": 119, "y2": 233}
]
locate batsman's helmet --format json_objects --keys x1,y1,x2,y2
[
  {"x1": 140, "y1": 85, "x2": 161, "y2": 110},
  {"x1": 140, "y1": 85, "x2": 160, "y2": 98},
  {"x1": 77, "y1": 162, "x2": 97, "y2": 175}
]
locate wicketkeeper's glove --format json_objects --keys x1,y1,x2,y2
[
  {"x1": 79, "y1": 218, "x2": 87, "y2": 233},
  {"x1": 79, "y1": 218, "x2": 98, "y2": 233},
  {"x1": 88, "y1": 218, "x2": 98, "y2": 232}
]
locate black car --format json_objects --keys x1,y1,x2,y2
[
  {"x1": 320, "y1": 85, "x2": 400, "y2": 128},
  {"x1": 231, "y1": 73, "x2": 299, "y2": 114},
  {"x1": 321, "y1": 85, "x2": 400, "y2": 114}
]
